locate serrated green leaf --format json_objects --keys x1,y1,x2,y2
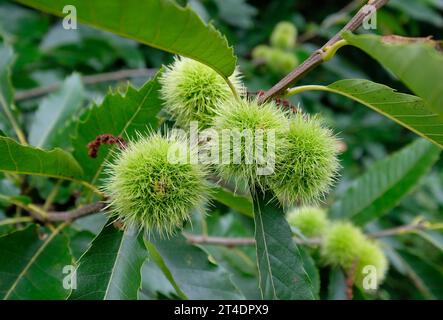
[
  {"x1": 343, "y1": 33, "x2": 443, "y2": 121},
  {"x1": 317, "y1": 79, "x2": 443, "y2": 148},
  {"x1": 15, "y1": 0, "x2": 236, "y2": 77},
  {"x1": 330, "y1": 139, "x2": 440, "y2": 225},
  {"x1": 29, "y1": 73, "x2": 84, "y2": 148},
  {"x1": 252, "y1": 192, "x2": 317, "y2": 300},
  {"x1": 0, "y1": 224, "x2": 72, "y2": 299},
  {"x1": 71, "y1": 71, "x2": 163, "y2": 185},
  {"x1": 69, "y1": 222, "x2": 148, "y2": 300},
  {"x1": 0, "y1": 136, "x2": 84, "y2": 180},
  {"x1": 148, "y1": 233, "x2": 244, "y2": 300}
]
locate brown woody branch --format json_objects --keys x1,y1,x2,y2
[
  {"x1": 182, "y1": 221, "x2": 431, "y2": 247},
  {"x1": 15, "y1": 68, "x2": 157, "y2": 101},
  {"x1": 44, "y1": 202, "x2": 106, "y2": 222},
  {"x1": 183, "y1": 233, "x2": 256, "y2": 247},
  {"x1": 366, "y1": 220, "x2": 429, "y2": 238},
  {"x1": 258, "y1": 0, "x2": 390, "y2": 102},
  {"x1": 181, "y1": 235, "x2": 317, "y2": 247},
  {"x1": 22, "y1": 201, "x2": 432, "y2": 245}
]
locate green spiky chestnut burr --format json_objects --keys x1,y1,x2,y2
[
  {"x1": 104, "y1": 133, "x2": 209, "y2": 236},
  {"x1": 267, "y1": 48, "x2": 299, "y2": 74},
  {"x1": 252, "y1": 44, "x2": 272, "y2": 62},
  {"x1": 159, "y1": 56, "x2": 244, "y2": 128},
  {"x1": 287, "y1": 206, "x2": 328, "y2": 237},
  {"x1": 269, "y1": 113, "x2": 340, "y2": 205},
  {"x1": 270, "y1": 21, "x2": 298, "y2": 50},
  {"x1": 354, "y1": 240, "x2": 388, "y2": 290},
  {"x1": 212, "y1": 98, "x2": 289, "y2": 188},
  {"x1": 320, "y1": 222, "x2": 366, "y2": 270},
  {"x1": 252, "y1": 46, "x2": 298, "y2": 74}
]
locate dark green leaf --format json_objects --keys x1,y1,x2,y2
[
  {"x1": 145, "y1": 241, "x2": 187, "y2": 299},
  {"x1": 0, "y1": 224, "x2": 72, "y2": 299},
  {"x1": 188, "y1": 211, "x2": 260, "y2": 299},
  {"x1": 69, "y1": 222, "x2": 147, "y2": 300},
  {"x1": 67, "y1": 229, "x2": 95, "y2": 261},
  {"x1": 252, "y1": 192, "x2": 317, "y2": 300},
  {"x1": 330, "y1": 139, "x2": 440, "y2": 225},
  {"x1": 139, "y1": 260, "x2": 178, "y2": 300},
  {"x1": 299, "y1": 247, "x2": 320, "y2": 296},
  {"x1": 415, "y1": 230, "x2": 443, "y2": 253},
  {"x1": 397, "y1": 249, "x2": 443, "y2": 299},
  {"x1": 203, "y1": 246, "x2": 261, "y2": 299},
  {"x1": 148, "y1": 233, "x2": 244, "y2": 300}
]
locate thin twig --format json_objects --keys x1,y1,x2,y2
[
  {"x1": 183, "y1": 233, "x2": 320, "y2": 247},
  {"x1": 183, "y1": 233, "x2": 256, "y2": 247},
  {"x1": 45, "y1": 202, "x2": 106, "y2": 222},
  {"x1": 5, "y1": 198, "x2": 434, "y2": 249},
  {"x1": 367, "y1": 221, "x2": 428, "y2": 238},
  {"x1": 15, "y1": 68, "x2": 157, "y2": 101},
  {"x1": 259, "y1": 0, "x2": 389, "y2": 102},
  {"x1": 182, "y1": 221, "x2": 432, "y2": 248},
  {"x1": 185, "y1": 235, "x2": 312, "y2": 246}
]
